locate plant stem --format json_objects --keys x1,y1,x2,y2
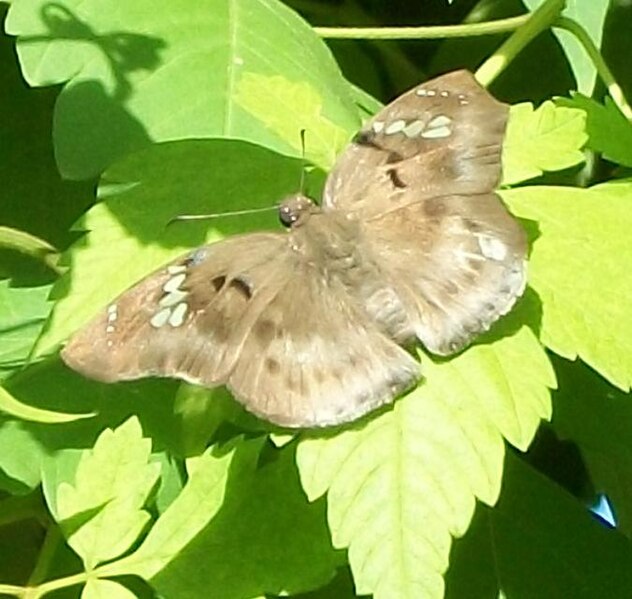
[
  {"x1": 476, "y1": 0, "x2": 566, "y2": 87},
  {"x1": 0, "y1": 227, "x2": 61, "y2": 274},
  {"x1": 554, "y1": 16, "x2": 632, "y2": 119},
  {"x1": 315, "y1": 14, "x2": 529, "y2": 40}
]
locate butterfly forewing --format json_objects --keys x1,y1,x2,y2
[
  {"x1": 323, "y1": 70, "x2": 508, "y2": 217},
  {"x1": 62, "y1": 233, "x2": 291, "y2": 386}
]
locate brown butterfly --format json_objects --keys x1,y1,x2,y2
[{"x1": 62, "y1": 70, "x2": 527, "y2": 428}]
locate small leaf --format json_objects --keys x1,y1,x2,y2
[
  {"x1": 55, "y1": 417, "x2": 161, "y2": 569},
  {"x1": 524, "y1": 0, "x2": 610, "y2": 95},
  {"x1": 557, "y1": 93, "x2": 632, "y2": 167},
  {"x1": 0, "y1": 385, "x2": 95, "y2": 424},
  {"x1": 503, "y1": 181, "x2": 632, "y2": 390},
  {"x1": 297, "y1": 323, "x2": 554, "y2": 599},
  {"x1": 0, "y1": 420, "x2": 49, "y2": 492},
  {"x1": 82, "y1": 578, "x2": 137, "y2": 599},
  {"x1": 502, "y1": 102, "x2": 587, "y2": 185}
]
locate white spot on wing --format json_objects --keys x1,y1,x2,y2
[
  {"x1": 107, "y1": 304, "x2": 118, "y2": 323},
  {"x1": 163, "y1": 273, "x2": 186, "y2": 293},
  {"x1": 428, "y1": 115, "x2": 452, "y2": 128},
  {"x1": 421, "y1": 126, "x2": 451, "y2": 139},
  {"x1": 167, "y1": 265, "x2": 187, "y2": 275},
  {"x1": 384, "y1": 119, "x2": 406, "y2": 135},
  {"x1": 440, "y1": 90, "x2": 449, "y2": 97},
  {"x1": 416, "y1": 88, "x2": 427, "y2": 96},
  {"x1": 477, "y1": 236, "x2": 507, "y2": 261},
  {"x1": 160, "y1": 289, "x2": 188, "y2": 308},
  {"x1": 150, "y1": 308, "x2": 171, "y2": 328},
  {"x1": 372, "y1": 121, "x2": 385, "y2": 133},
  {"x1": 168, "y1": 302, "x2": 188, "y2": 327},
  {"x1": 403, "y1": 120, "x2": 425, "y2": 138},
  {"x1": 106, "y1": 325, "x2": 115, "y2": 333}
]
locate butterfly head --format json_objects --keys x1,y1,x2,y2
[{"x1": 278, "y1": 194, "x2": 319, "y2": 228}]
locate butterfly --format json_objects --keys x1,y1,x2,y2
[{"x1": 61, "y1": 70, "x2": 527, "y2": 428}]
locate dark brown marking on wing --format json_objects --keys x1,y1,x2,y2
[{"x1": 387, "y1": 168, "x2": 406, "y2": 189}]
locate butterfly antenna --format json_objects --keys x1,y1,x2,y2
[
  {"x1": 167, "y1": 205, "x2": 277, "y2": 227},
  {"x1": 299, "y1": 128, "x2": 307, "y2": 194}
]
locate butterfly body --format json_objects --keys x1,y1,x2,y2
[{"x1": 62, "y1": 70, "x2": 527, "y2": 428}]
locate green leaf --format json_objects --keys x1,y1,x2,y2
[
  {"x1": 502, "y1": 101, "x2": 587, "y2": 185},
  {"x1": 551, "y1": 356, "x2": 632, "y2": 536},
  {"x1": 446, "y1": 453, "x2": 632, "y2": 598},
  {"x1": 0, "y1": 384, "x2": 95, "y2": 423},
  {"x1": 0, "y1": 280, "x2": 52, "y2": 378},
  {"x1": 297, "y1": 321, "x2": 554, "y2": 599},
  {"x1": 105, "y1": 438, "x2": 341, "y2": 598},
  {"x1": 82, "y1": 578, "x2": 137, "y2": 599},
  {"x1": 0, "y1": 13, "x2": 95, "y2": 249},
  {"x1": 6, "y1": 0, "x2": 358, "y2": 179},
  {"x1": 525, "y1": 0, "x2": 610, "y2": 95},
  {"x1": 102, "y1": 438, "x2": 256, "y2": 581},
  {"x1": 34, "y1": 140, "x2": 308, "y2": 357},
  {"x1": 54, "y1": 416, "x2": 161, "y2": 569},
  {"x1": 503, "y1": 181, "x2": 632, "y2": 390},
  {"x1": 0, "y1": 419, "x2": 48, "y2": 492},
  {"x1": 148, "y1": 442, "x2": 342, "y2": 599},
  {"x1": 557, "y1": 93, "x2": 632, "y2": 167}
]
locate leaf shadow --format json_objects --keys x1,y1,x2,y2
[{"x1": 20, "y1": 3, "x2": 166, "y2": 102}]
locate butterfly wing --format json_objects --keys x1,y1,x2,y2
[
  {"x1": 323, "y1": 70, "x2": 508, "y2": 217},
  {"x1": 363, "y1": 195, "x2": 526, "y2": 354},
  {"x1": 322, "y1": 70, "x2": 527, "y2": 354},
  {"x1": 62, "y1": 230, "x2": 420, "y2": 428},
  {"x1": 226, "y1": 257, "x2": 420, "y2": 428},
  {"x1": 61, "y1": 233, "x2": 292, "y2": 385}
]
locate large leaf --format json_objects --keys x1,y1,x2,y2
[
  {"x1": 503, "y1": 181, "x2": 632, "y2": 390},
  {"x1": 297, "y1": 318, "x2": 554, "y2": 599},
  {"x1": 445, "y1": 452, "x2": 632, "y2": 598},
  {"x1": 551, "y1": 355, "x2": 632, "y2": 537},
  {"x1": 6, "y1": 0, "x2": 358, "y2": 179}
]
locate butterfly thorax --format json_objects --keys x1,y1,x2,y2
[{"x1": 284, "y1": 204, "x2": 415, "y2": 345}]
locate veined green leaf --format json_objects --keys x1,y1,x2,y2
[
  {"x1": 502, "y1": 102, "x2": 587, "y2": 185},
  {"x1": 297, "y1": 323, "x2": 554, "y2": 599},
  {"x1": 557, "y1": 93, "x2": 632, "y2": 167},
  {"x1": 54, "y1": 417, "x2": 161, "y2": 569},
  {"x1": 6, "y1": 0, "x2": 358, "y2": 179},
  {"x1": 503, "y1": 181, "x2": 632, "y2": 390}
]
